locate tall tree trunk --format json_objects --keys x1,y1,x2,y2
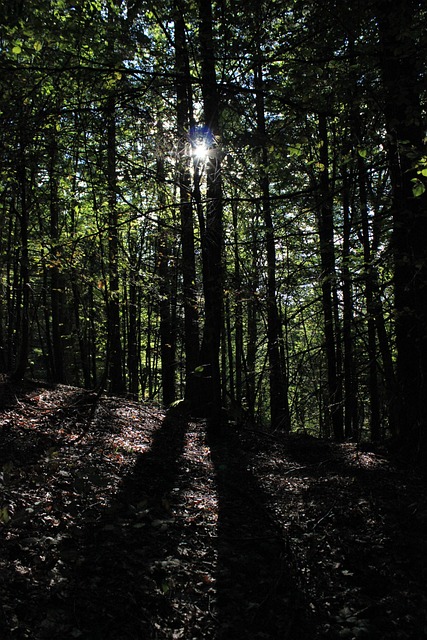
[
  {"x1": 224, "y1": 292, "x2": 235, "y2": 403},
  {"x1": 357, "y1": 151, "x2": 381, "y2": 440},
  {"x1": 104, "y1": 4, "x2": 125, "y2": 395},
  {"x1": 376, "y1": 0, "x2": 427, "y2": 461},
  {"x1": 48, "y1": 121, "x2": 65, "y2": 383},
  {"x1": 127, "y1": 259, "x2": 139, "y2": 399},
  {"x1": 254, "y1": 62, "x2": 290, "y2": 431},
  {"x1": 317, "y1": 113, "x2": 344, "y2": 441},
  {"x1": 106, "y1": 95, "x2": 125, "y2": 394},
  {"x1": 196, "y1": 0, "x2": 224, "y2": 431},
  {"x1": 11, "y1": 111, "x2": 30, "y2": 382},
  {"x1": 232, "y1": 199, "x2": 243, "y2": 407},
  {"x1": 341, "y1": 164, "x2": 359, "y2": 439},
  {"x1": 245, "y1": 216, "x2": 259, "y2": 422},
  {"x1": 174, "y1": 1, "x2": 200, "y2": 402},
  {"x1": 156, "y1": 154, "x2": 177, "y2": 406}
]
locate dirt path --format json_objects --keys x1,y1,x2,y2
[{"x1": 1, "y1": 382, "x2": 426, "y2": 639}]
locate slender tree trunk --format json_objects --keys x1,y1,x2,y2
[
  {"x1": 317, "y1": 113, "x2": 344, "y2": 441},
  {"x1": 224, "y1": 292, "x2": 235, "y2": 403},
  {"x1": 341, "y1": 164, "x2": 358, "y2": 439},
  {"x1": 245, "y1": 218, "x2": 259, "y2": 422},
  {"x1": 105, "y1": 92, "x2": 125, "y2": 394},
  {"x1": 232, "y1": 200, "x2": 243, "y2": 407},
  {"x1": 48, "y1": 122, "x2": 65, "y2": 383},
  {"x1": 157, "y1": 156, "x2": 177, "y2": 406},
  {"x1": 71, "y1": 279, "x2": 91, "y2": 388},
  {"x1": 357, "y1": 152, "x2": 381, "y2": 440},
  {"x1": 196, "y1": 0, "x2": 224, "y2": 431},
  {"x1": 254, "y1": 62, "x2": 290, "y2": 431},
  {"x1": 5, "y1": 214, "x2": 15, "y2": 371},
  {"x1": 127, "y1": 260, "x2": 139, "y2": 399},
  {"x1": 11, "y1": 114, "x2": 30, "y2": 382},
  {"x1": 174, "y1": 2, "x2": 200, "y2": 401},
  {"x1": 104, "y1": 4, "x2": 125, "y2": 395}
]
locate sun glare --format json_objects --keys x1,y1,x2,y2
[
  {"x1": 190, "y1": 125, "x2": 214, "y2": 163},
  {"x1": 193, "y1": 141, "x2": 209, "y2": 161}
]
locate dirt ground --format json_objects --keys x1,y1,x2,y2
[{"x1": 1, "y1": 380, "x2": 426, "y2": 639}]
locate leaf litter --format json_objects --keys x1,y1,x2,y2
[{"x1": 0, "y1": 380, "x2": 426, "y2": 639}]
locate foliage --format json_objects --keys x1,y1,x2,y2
[{"x1": 0, "y1": 0, "x2": 426, "y2": 444}]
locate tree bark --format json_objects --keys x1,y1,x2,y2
[
  {"x1": 254, "y1": 62, "x2": 290, "y2": 431},
  {"x1": 341, "y1": 164, "x2": 359, "y2": 439},
  {"x1": 317, "y1": 113, "x2": 344, "y2": 441},
  {"x1": 376, "y1": 0, "x2": 427, "y2": 461},
  {"x1": 174, "y1": 1, "x2": 200, "y2": 402},
  {"x1": 196, "y1": 0, "x2": 224, "y2": 431},
  {"x1": 156, "y1": 152, "x2": 177, "y2": 406},
  {"x1": 11, "y1": 108, "x2": 30, "y2": 382},
  {"x1": 106, "y1": 91, "x2": 125, "y2": 395},
  {"x1": 48, "y1": 120, "x2": 65, "y2": 383},
  {"x1": 357, "y1": 150, "x2": 381, "y2": 441}
]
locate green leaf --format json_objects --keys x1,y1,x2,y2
[
  {"x1": 412, "y1": 181, "x2": 426, "y2": 197},
  {"x1": 12, "y1": 45, "x2": 22, "y2": 54},
  {"x1": 288, "y1": 143, "x2": 302, "y2": 157},
  {"x1": 0, "y1": 507, "x2": 10, "y2": 524},
  {"x1": 357, "y1": 148, "x2": 367, "y2": 158},
  {"x1": 161, "y1": 582, "x2": 170, "y2": 594}
]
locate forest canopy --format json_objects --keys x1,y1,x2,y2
[{"x1": 0, "y1": 0, "x2": 426, "y2": 458}]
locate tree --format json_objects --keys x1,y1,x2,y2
[
  {"x1": 174, "y1": 0, "x2": 201, "y2": 403},
  {"x1": 315, "y1": 114, "x2": 344, "y2": 441},
  {"x1": 375, "y1": 0, "x2": 427, "y2": 460},
  {"x1": 194, "y1": 0, "x2": 224, "y2": 430},
  {"x1": 254, "y1": 58, "x2": 291, "y2": 431}
]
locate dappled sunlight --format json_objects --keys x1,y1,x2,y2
[{"x1": 1, "y1": 383, "x2": 426, "y2": 639}]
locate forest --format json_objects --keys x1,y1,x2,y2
[
  {"x1": 1, "y1": 0, "x2": 427, "y2": 451},
  {"x1": 1, "y1": 0, "x2": 427, "y2": 638}
]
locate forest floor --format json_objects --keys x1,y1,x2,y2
[{"x1": 0, "y1": 381, "x2": 426, "y2": 640}]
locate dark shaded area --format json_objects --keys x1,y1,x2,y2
[
  {"x1": 0, "y1": 382, "x2": 218, "y2": 639},
  {"x1": 63, "y1": 412, "x2": 191, "y2": 639},
  {"x1": 1, "y1": 383, "x2": 427, "y2": 640},
  {"x1": 241, "y1": 430, "x2": 427, "y2": 639},
  {"x1": 208, "y1": 427, "x2": 313, "y2": 639}
]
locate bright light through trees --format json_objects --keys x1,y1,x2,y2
[
  {"x1": 190, "y1": 125, "x2": 214, "y2": 162},
  {"x1": 192, "y1": 140, "x2": 209, "y2": 161}
]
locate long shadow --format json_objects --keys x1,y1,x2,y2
[
  {"x1": 60, "y1": 411, "x2": 191, "y2": 639},
  {"x1": 208, "y1": 426, "x2": 314, "y2": 639},
  {"x1": 1, "y1": 381, "x2": 230, "y2": 640},
  {"x1": 272, "y1": 434, "x2": 427, "y2": 639},
  {"x1": 1, "y1": 400, "x2": 192, "y2": 639}
]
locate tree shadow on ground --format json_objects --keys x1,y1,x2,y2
[
  {"x1": 262, "y1": 433, "x2": 427, "y2": 640},
  {"x1": 60, "y1": 412, "x2": 192, "y2": 639},
  {"x1": 207, "y1": 425, "x2": 314, "y2": 639},
  {"x1": 1, "y1": 382, "x2": 222, "y2": 640}
]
